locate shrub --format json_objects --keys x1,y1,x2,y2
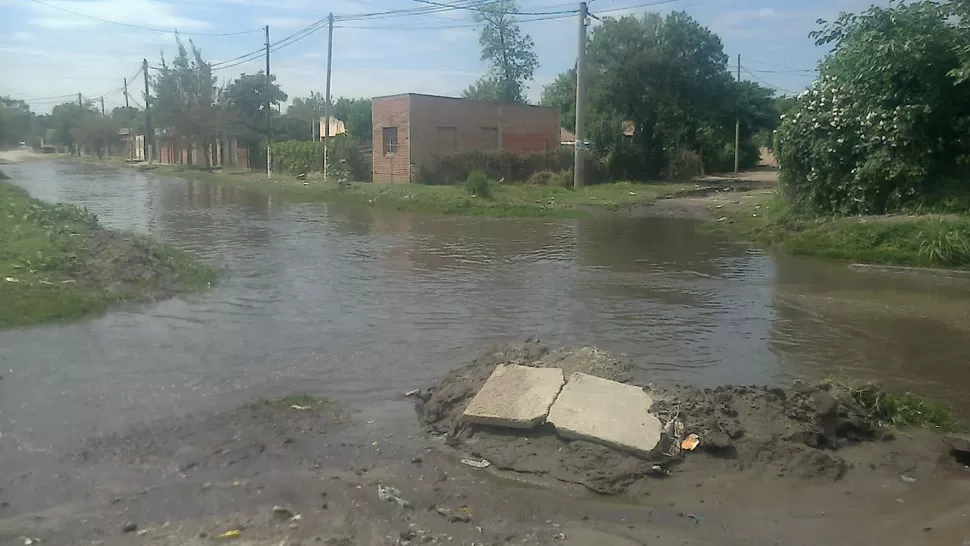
[
  {"x1": 464, "y1": 171, "x2": 493, "y2": 198},
  {"x1": 776, "y1": 2, "x2": 970, "y2": 215},
  {"x1": 420, "y1": 149, "x2": 606, "y2": 185},
  {"x1": 270, "y1": 138, "x2": 371, "y2": 181}
]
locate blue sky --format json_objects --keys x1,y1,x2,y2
[{"x1": 1, "y1": 0, "x2": 885, "y2": 113}]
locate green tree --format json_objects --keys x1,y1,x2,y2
[
  {"x1": 221, "y1": 71, "x2": 287, "y2": 139},
  {"x1": 154, "y1": 36, "x2": 231, "y2": 166},
  {"x1": 49, "y1": 101, "x2": 98, "y2": 152},
  {"x1": 777, "y1": 0, "x2": 970, "y2": 214},
  {"x1": 0, "y1": 97, "x2": 35, "y2": 146},
  {"x1": 581, "y1": 11, "x2": 737, "y2": 178},
  {"x1": 464, "y1": 0, "x2": 539, "y2": 103},
  {"x1": 331, "y1": 97, "x2": 371, "y2": 143},
  {"x1": 75, "y1": 114, "x2": 121, "y2": 158},
  {"x1": 539, "y1": 68, "x2": 575, "y2": 131}
]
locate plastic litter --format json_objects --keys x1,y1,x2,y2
[
  {"x1": 216, "y1": 529, "x2": 241, "y2": 539},
  {"x1": 290, "y1": 404, "x2": 310, "y2": 411},
  {"x1": 377, "y1": 484, "x2": 412, "y2": 508},
  {"x1": 681, "y1": 433, "x2": 700, "y2": 451},
  {"x1": 404, "y1": 389, "x2": 420, "y2": 397},
  {"x1": 900, "y1": 475, "x2": 916, "y2": 483},
  {"x1": 272, "y1": 505, "x2": 294, "y2": 520},
  {"x1": 460, "y1": 457, "x2": 491, "y2": 469},
  {"x1": 4, "y1": 277, "x2": 19, "y2": 283}
]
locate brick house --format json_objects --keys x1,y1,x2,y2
[{"x1": 371, "y1": 93, "x2": 560, "y2": 184}]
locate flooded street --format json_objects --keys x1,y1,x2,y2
[
  {"x1": 3, "y1": 160, "x2": 970, "y2": 545},
  {"x1": 2, "y1": 160, "x2": 970, "y2": 452}
]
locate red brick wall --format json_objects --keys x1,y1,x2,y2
[
  {"x1": 407, "y1": 95, "x2": 560, "y2": 171},
  {"x1": 372, "y1": 95, "x2": 412, "y2": 184}
]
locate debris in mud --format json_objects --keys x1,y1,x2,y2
[
  {"x1": 434, "y1": 505, "x2": 473, "y2": 523},
  {"x1": 417, "y1": 342, "x2": 900, "y2": 494},
  {"x1": 216, "y1": 529, "x2": 241, "y2": 539},
  {"x1": 121, "y1": 521, "x2": 138, "y2": 533},
  {"x1": 272, "y1": 505, "x2": 295, "y2": 520},
  {"x1": 460, "y1": 456, "x2": 491, "y2": 469},
  {"x1": 378, "y1": 484, "x2": 412, "y2": 509}
]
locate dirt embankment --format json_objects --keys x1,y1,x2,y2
[{"x1": 416, "y1": 341, "x2": 956, "y2": 494}]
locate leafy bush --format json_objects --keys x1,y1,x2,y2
[
  {"x1": 463, "y1": 171, "x2": 493, "y2": 198},
  {"x1": 420, "y1": 149, "x2": 606, "y2": 186},
  {"x1": 270, "y1": 138, "x2": 371, "y2": 181},
  {"x1": 776, "y1": 1, "x2": 970, "y2": 215}
]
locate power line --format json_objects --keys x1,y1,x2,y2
[
  {"x1": 741, "y1": 67, "x2": 800, "y2": 95},
  {"x1": 27, "y1": 0, "x2": 263, "y2": 36},
  {"x1": 743, "y1": 58, "x2": 816, "y2": 72},
  {"x1": 405, "y1": 0, "x2": 576, "y2": 16},
  {"x1": 336, "y1": 11, "x2": 576, "y2": 29}
]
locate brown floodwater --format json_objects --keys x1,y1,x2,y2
[{"x1": 1, "y1": 160, "x2": 970, "y2": 456}]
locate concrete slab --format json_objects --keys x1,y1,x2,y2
[
  {"x1": 462, "y1": 365, "x2": 566, "y2": 429},
  {"x1": 547, "y1": 372, "x2": 662, "y2": 456}
]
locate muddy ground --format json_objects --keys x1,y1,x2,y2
[{"x1": 2, "y1": 343, "x2": 970, "y2": 546}]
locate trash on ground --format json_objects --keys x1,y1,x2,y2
[
  {"x1": 681, "y1": 433, "x2": 700, "y2": 451},
  {"x1": 900, "y1": 475, "x2": 916, "y2": 483},
  {"x1": 377, "y1": 484, "x2": 412, "y2": 509},
  {"x1": 460, "y1": 457, "x2": 491, "y2": 469},
  {"x1": 272, "y1": 505, "x2": 295, "y2": 520},
  {"x1": 23, "y1": 538, "x2": 41, "y2": 545},
  {"x1": 216, "y1": 529, "x2": 241, "y2": 539},
  {"x1": 717, "y1": 217, "x2": 727, "y2": 222},
  {"x1": 648, "y1": 464, "x2": 671, "y2": 477},
  {"x1": 4, "y1": 277, "x2": 19, "y2": 283},
  {"x1": 290, "y1": 404, "x2": 310, "y2": 411},
  {"x1": 405, "y1": 389, "x2": 420, "y2": 397},
  {"x1": 434, "y1": 505, "x2": 472, "y2": 523},
  {"x1": 121, "y1": 521, "x2": 137, "y2": 533},
  {"x1": 553, "y1": 532, "x2": 567, "y2": 540}
]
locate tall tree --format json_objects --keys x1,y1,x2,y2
[
  {"x1": 153, "y1": 36, "x2": 228, "y2": 166},
  {"x1": 463, "y1": 0, "x2": 539, "y2": 103},
  {"x1": 539, "y1": 68, "x2": 576, "y2": 131},
  {"x1": 0, "y1": 97, "x2": 35, "y2": 146},
  {"x1": 221, "y1": 71, "x2": 287, "y2": 139}
]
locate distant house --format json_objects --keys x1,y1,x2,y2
[
  {"x1": 318, "y1": 116, "x2": 346, "y2": 139},
  {"x1": 371, "y1": 93, "x2": 560, "y2": 184}
]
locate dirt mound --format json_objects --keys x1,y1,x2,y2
[{"x1": 417, "y1": 342, "x2": 897, "y2": 494}]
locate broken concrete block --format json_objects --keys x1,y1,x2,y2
[
  {"x1": 944, "y1": 433, "x2": 970, "y2": 453},
  {"x1": 462, "y1": 365, "x2": 565, "y2": 429},
  {"x1": 547, "y1": 372, "x2": 662, "y2": 456}
]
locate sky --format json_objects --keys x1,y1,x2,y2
[{"x1": 0, "y1": 0, "x2": 889, "y2": 114}]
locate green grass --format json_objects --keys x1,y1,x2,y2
[
  {"x1": 0, "y1": 180, "x2": 216, "y2": 328},
  {"x1": 140, "y1": 164, "x2": 696, "y2": 218},
  {"x1": 710, "y1": 191, "x2": 970, "y2": 269},
  {"x1": 845, "y1": 383, "x2": 962, "y2": 431}
]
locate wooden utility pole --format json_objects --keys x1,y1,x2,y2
[
  {"x1": 734, "y1": 54, "x2": 740, "y2": 173},
  {"x1": 78, "y1": 92, "x2": 83, "y2": 109},
  {"x1": 100, "y1": 96, "x2": 106, "y2": 117},
  {"x1": 265, "y1": 25, "x2": 272, "y2": 178},
  {"x1": 323, "y1": 12, "x2": 334, "y2": 182},
  {"x1": 573, "y1": 2, "x2": 588, "y2": 189},
  {"x1": 76, "y1": 93, "x2": 83, "y2": 156},
  {"x1": 143, "y1": 58, "x2": 153, "y2": 162}
]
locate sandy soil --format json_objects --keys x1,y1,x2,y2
[
  {"x1": 630, "y1": 167, "x2": 779, "y2": 220},
  {"x1": 2, "y1": 343, "x2": 968, "y2": 546},
  {"x1": 0, "y1": 149, "x2": 45, "y2": 163}
]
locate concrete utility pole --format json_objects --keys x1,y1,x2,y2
[
  {"x1": 573, "y1": 1, "x2": 589, "y2": 189},
  {"x1": 78, "y1": 92, "x2": 83, "y2": 109},
  {"x1": 323, "y1": 12, "x2": 334, "y2": 182},
  {"x1": 100, "y1": 96, "x2": 106, "y2": 117},
  {"x1": 143, "y1": 58, "x2": 153, "y2": 163},
  {"x1": 124, "y1": 77, "x2": 132, "y2": 161},
  {"x1": 265, "y1": 25, "x2": 272, "y2": 178},
  {"x1": 734, "y1": 54, "x2": 740, "y2": 173}
]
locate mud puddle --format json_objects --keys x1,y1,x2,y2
[{"x1": 3, "y1": 343, "x2": 970, "y2": 545}]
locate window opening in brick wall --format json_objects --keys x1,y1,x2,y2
[{"x1": 382, "y1": 126, "x2": 398, "y2": 156}]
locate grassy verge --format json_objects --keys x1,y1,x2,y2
[
  {"x1": 0, "y1": 178, "x2": 216, "y2": 328},
  {"x1": 138, "y1": 164, "x2": 695, "y2": 218},
  {"x1": 708, "y1": 191, "x2": 970, "y2": 269}
]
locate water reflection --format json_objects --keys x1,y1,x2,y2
[{"x1": 1, "y1": 160, "x2": 969, "y2": 459}]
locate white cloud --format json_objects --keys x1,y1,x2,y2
[
  {"x1": 10, "y1": 31, "x2": 39, "y2": 43},
  {"x1": 26, "y1": 0, "x2": 209, "y2": 31}
]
